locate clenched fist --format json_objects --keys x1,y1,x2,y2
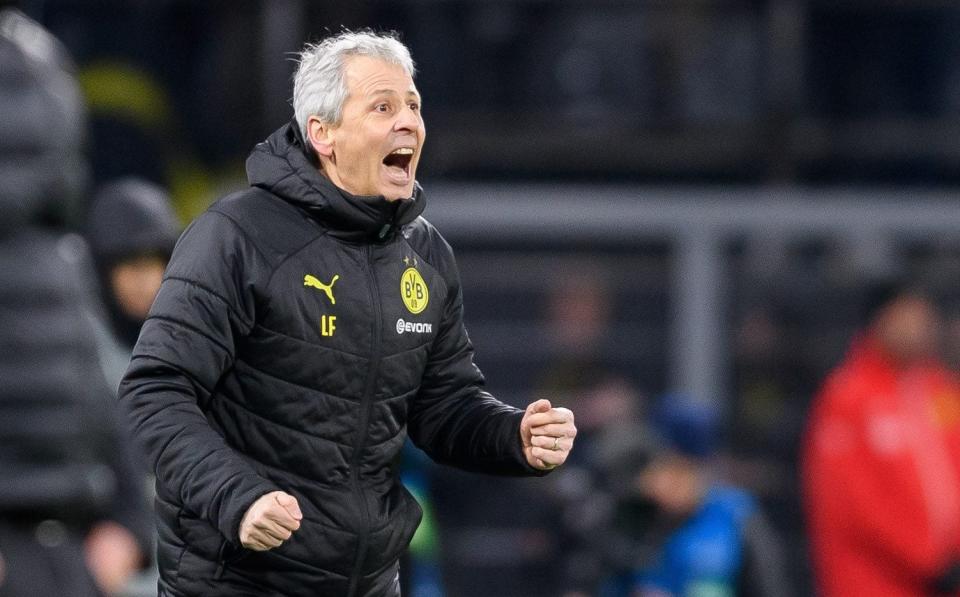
[
  {"x1": 520, "y1": 399, "x2": 577, "y2": 470},
  {"x1": 239, "y1": 491, "x2": 303, "y2": 551}
]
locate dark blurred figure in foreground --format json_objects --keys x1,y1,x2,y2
[
  {"x1": 804, "y1": 280, "x2": 960, "y2": 597},
  {"x1": 590, "y1": 394, "x2": 789, "y2": 597},
  {"x1": 85, "y1": 178, "x2": 179, "y2": 388},
  {"x1": 0, "y1": 9, "x2": 151, "y2": 596}
]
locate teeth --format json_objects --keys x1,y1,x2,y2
[{"x1": 390, "y1": 148, "x2": 414, "y2": 155}]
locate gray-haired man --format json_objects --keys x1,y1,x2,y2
[{"x1": 120, "y1": 30, "x2": 577, "y2": 596}]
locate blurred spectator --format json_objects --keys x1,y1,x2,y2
[
  {"x1": 597, "y1": 394, "x2": 790, "y2": 597},
  {"x1": 83, "y1": 178, "x2": 178, "y2": 597},
  {"x1": 0, "y1": 9, "x2": 151, "y2": 596},
  {"x1": 803, "y1": 279, "x2": 960, "y2": 596},
  {"x1": 85, "y1": 177, "x2": 179, "y2": 388}
]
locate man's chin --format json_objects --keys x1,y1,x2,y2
[{"x1": 380, "y1": 183, "x2": 415, "y2": 202}]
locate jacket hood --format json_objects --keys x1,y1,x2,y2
[
  {"x1": 0, "y1": 9, "x2": 88, "y2": 236},
  {"x1": 245, "y1": 121, "x2": 426, "y2": 242}
]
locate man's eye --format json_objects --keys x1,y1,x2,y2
[
  {"x1": 375, "y1": 103, "x2": 390, "y2": 113},
  {"x1": 408, "y1": 103, "x2": 420, "y2": 112}
]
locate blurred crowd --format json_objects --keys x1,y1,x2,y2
[{"x1": 6, "y1": 2, "x2": 960, "y2": 597}]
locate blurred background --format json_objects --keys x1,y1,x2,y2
[{"x1": 6, "y1": 0, "x2": 960, "y2": 595}]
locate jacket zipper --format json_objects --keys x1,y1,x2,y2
[{"x1": 347, "y1": 244, "x2": 382, "y2": 597}]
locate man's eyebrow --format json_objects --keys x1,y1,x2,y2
[{"x1": 367, "y1": 89, "x2": 421, "y2": 100}]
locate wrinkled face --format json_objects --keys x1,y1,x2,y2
[{"x1": 308, "y1": 56, "x2": 425, "y2": 201}]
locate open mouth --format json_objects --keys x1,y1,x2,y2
[{"x1": 382, "y1": 147, "x2": 414, "y2": 180}]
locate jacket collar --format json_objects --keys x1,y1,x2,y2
[{"x1": 245, "y1": 121, "x2": 426, "y2": 243}]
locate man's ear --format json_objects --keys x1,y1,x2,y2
[{"x1": 307, "y1": 115, "x2": 334, "y2": 158}]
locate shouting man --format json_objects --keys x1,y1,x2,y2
[{"x1": 120, "y1": 30, "x2": 576, "y2": 597}]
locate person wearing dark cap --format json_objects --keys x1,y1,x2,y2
[
  {"x1": 803, "y1": 279, "x2": 960, "y2": 597},
  {"x1": 0, "y1": 9, "x2": 151, "y2": 596},
  {"x1": 85, "y1": 178, "x2": 179, "y2": 387}
]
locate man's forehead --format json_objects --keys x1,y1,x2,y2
[{"x1": 343, "y1": 55, "x2": 418, "y2": 96}]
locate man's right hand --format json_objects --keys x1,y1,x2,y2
[{"x1": 238, "y1": 491, "x2": 303, "y2": 551}]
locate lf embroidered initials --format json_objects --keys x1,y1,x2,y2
[{"x1": 321, "y1": 315, "x2": 337, "y2": 337}]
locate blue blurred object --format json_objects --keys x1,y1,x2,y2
[
  {"x1": 400, "y1": 440, "x2": 445, "y2": 597},
  {"x1": 630, "y1": 486, "x2": 757, "y2": 597}
]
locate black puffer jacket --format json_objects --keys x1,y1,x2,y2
[
  {"x1": 120, "y1": 122, "x2": 540, "y2": 597},
  {"x1": 0, "y1": 7, "x2": 151, "y2": 554}
]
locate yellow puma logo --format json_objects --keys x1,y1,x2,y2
[{"x1": 304, "y1": 274, "x2": 339, "y2": 305}]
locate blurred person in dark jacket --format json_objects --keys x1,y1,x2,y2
[
  {"x1": 85, "y1": 178, "x2": 179, "y2": 388},
  {"x1": 590, "y1": 394, "x2": 789, "y2": 597},
  {"x1": 0, "y1": 9, "x2": 151, "y2": 596},
  {"x1": 803, "y1": 280, "x2": 960, "y2": 597},
  {"x1": 119, "y1": 30, "x2": 576, "y2": 597}
]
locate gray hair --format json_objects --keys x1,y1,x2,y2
[{"x1": 293, "y1": 31, "x2": 415, "y2": 141}]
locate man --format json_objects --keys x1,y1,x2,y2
[
  {"x1": 566, "y1": 394, "x2": 788, "y2": 597},
  {"x1": 120, "y1": 30, "x2": 577, "y2": 597},
  {"x1": 86, "y1": 177, "x2": 180, "y2": 388},
  {"x1": 803, "y1": 281, "x2": 960, "y2": 596},
  {"x1": 0, "y1": 9, "x2": 151, "y2": 596},
  {"x1": 624, "y1": 395, "x2": 789, "y2": 597}
]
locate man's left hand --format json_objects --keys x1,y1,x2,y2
[{"x1": 520, "y1": 399, "x2": 577, "y2": 470}]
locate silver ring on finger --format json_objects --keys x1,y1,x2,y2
[{"x1": 553, "y1": 436, "x2": 560, "y2": 451}]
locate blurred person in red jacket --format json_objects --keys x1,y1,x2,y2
[{"x1": 803, "y1": 279, "x2": 960, "y2": 597}]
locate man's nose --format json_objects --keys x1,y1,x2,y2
[{"x1": 394, "y1": 105, "x2": 421, "y2": 132}]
